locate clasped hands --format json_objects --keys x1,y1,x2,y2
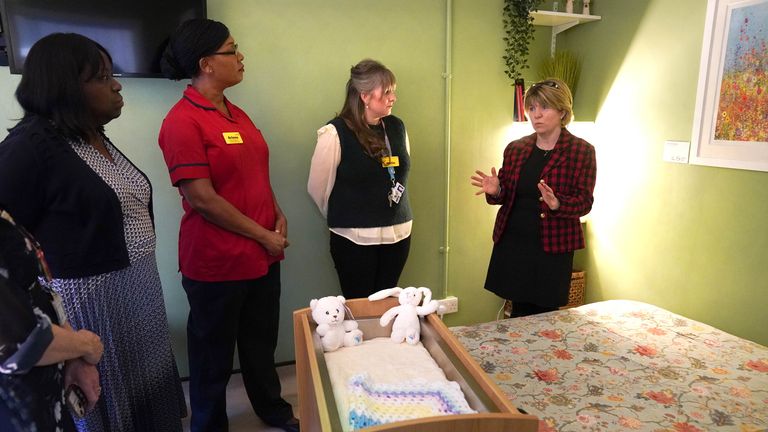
[
  {"x1": 471, "y1": 168, "x2": 560, "y2": 211},
  {"x1": 265, "y1": 214, "x2": 289, "y2": 256},
  {"x1": 65, "y1": 328, "x2": 103, "y2": 412}
]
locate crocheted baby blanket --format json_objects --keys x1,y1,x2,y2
[{"x1": 347, "y1": 373, "x2": 476, "y2": 430}]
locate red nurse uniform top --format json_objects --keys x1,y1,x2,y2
[{"x1": 158, "y1": 85, "x2": 282, "y2": 282}]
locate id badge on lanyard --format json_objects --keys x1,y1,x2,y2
[{"x1": 380, "y1": 123, "x2": 405, "y2": 207}]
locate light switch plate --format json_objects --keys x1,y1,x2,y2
[{"x1": 663, "y1": 140, "x2": 690, "y2": 164}]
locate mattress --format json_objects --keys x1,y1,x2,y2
[{"x1": 451, "y1": 300, "x2": 768, "y2": 431}]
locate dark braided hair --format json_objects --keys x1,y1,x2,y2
[{"x1": 160, "y1": 18, "x2": 230, "y2": 80}]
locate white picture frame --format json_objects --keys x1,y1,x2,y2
[{"x1": 689, "y1": 0, "x2": 768, "y2": 172}]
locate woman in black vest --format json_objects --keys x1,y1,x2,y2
[{"x1": 309, "y1": 59, "x2": 413, "y2": 299}]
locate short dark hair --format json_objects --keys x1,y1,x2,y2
[
  {"x1": 161, "y1": 18, "x2": 230, "y2": 80},
  {"x1": 15, "y1": 33, "x2": 112, "y2": 139}
]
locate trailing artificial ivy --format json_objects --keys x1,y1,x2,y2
[{"x1": 502, "y1": 0, "x2": 542, "y2": 83}]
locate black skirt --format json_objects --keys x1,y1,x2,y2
[{"x1": 484, "y1": 147, "x2": 573, "y2": 308}]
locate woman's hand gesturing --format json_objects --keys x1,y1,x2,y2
[
  {"x1": 537, "y1": 180, "x2": 560, "y2": 210},
  {"x1": 470, "y1": 168, "x2": 500, "y2": 196}
]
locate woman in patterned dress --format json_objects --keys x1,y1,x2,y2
[
  {"x1": 0, "y1": 33, "x2": 186, "y2": 431},
  {"x1": 0, "y1": 208, "x2": 103, "y2": 432}
]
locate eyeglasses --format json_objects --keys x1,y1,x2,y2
[
  {"x1": 210, "y1": 44, "x2": 239, "y2": 56},
  {"x1": 533, "y1": 81, "x2": 559, "y2": 89}
]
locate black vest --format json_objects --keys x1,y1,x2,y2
[{"x1": 327, "y1": 115, "x2": 412, "y2": 228}]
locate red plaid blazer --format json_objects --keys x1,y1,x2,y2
[{"x1": 486, "y1": 128, "x2": 596, "y2": 253}]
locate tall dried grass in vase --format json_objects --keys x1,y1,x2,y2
[{"x1": 539, "y1": 50, "x2": 581, "y2": 98}]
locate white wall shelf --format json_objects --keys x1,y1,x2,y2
[{"x1": 531, "y1": 11, "x2": 601, "y2": 56}]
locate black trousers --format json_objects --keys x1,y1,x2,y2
[
  {"x1": 329, "y1": 232, "x2": 411, "y2": 299},
  {"x1": 182, "y1": 263, "x2": 293, "y2": 432}
]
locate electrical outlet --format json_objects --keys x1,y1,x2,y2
[{"x1": 437, "y1": 296, "x2": 459, "y2": 314}]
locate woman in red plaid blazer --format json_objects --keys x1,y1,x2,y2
[{"x1": 471, "y1": 79, "x2": 596, "y2": 317}]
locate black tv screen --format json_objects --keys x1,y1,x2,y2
[{"x1": 0, "y1": 0, "x2": 206, "y2": 77}]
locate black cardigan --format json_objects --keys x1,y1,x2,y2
[{"x1": 0, "y1": 115, "x2": 153, "y2": 278}]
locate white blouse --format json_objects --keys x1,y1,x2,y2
[{"x1": 308, "y1": 124, "x2": 412, "y2": 245}]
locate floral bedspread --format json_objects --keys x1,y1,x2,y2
[{"x1": 451, "y1": 300, "x2": 768, "y2": 432}]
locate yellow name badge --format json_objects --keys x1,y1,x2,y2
[
  {"x1": 381, "y1": 156, "x2": 400, "y2": 168},
  {"x1": 222, "y1": 132, "x2": 244, "y2": 144}
]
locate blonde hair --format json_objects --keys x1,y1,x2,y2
[
  {"x1": 338, "y1": 59, "x2": 396, "y2": 157},
  {"x1": 524, "y1": 78, "x2": 574, "y2": 126}
]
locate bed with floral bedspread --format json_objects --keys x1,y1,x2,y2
[{"x1": 451, "y1": 300, "x2": 768, "y2": 432}]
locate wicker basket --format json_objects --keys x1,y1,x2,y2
[
  {"x1": 503, "y1": 270, "x2": 586, "y2": 317},
  {"x1": 564, "y1": 270, "x2": 586, "y2": 308}
]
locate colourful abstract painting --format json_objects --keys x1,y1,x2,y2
[{"x1": 714, "y1": 2, "x2": 768, "y2": 142}]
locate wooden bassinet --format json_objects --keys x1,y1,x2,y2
[{"x1": 293, "y1": 297, "x2": 537, "y2": 431}]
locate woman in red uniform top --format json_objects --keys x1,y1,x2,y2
[{"x1": 157, "y1": 19, "x2": 298, "y2": 432}]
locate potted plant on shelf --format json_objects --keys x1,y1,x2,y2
[
  {"x1": 502, "y1": 0, "x2": 542, "y2": 121},
  {"x1": 539, "y1": 49, "x2": 581, "y2": 98}
]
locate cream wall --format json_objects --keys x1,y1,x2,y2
[{"x1": 1, "y1": 0, "x2": 765, "y2": 377}]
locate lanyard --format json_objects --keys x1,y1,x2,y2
[{"x1": 381, "y1": 122, "x2": 396, "y2": 185}]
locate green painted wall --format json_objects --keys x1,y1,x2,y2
[
  {"x1": 0, "y1": 0, "x2": 765, "y2": 378},
  {"x1": 0, "y1": 0, "x2": 448, "y2": 376},
  {"x1": 554, "y1": 0, "x2": 768, "y2": 346},
  {"x1": 205, "y1": 0, "x2": 449, "y2": 373},
  {"x1": 446, "y1": 0, "x2": 767, "y2": 347}
]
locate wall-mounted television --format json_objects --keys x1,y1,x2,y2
[{"x1": 0, "y1": 0, "x2": 206, "y2": 77}]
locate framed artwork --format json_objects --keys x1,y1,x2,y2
[{"x1": 689, "y1": 0, "x2": 768, "y2": 172}]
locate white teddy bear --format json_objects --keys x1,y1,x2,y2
[
  {"x1": 368, "y1": 287, "x2": 439, "y2": 345},
  {"x1": 310, "y1": 295, "x2": 363, "y2": 352}
]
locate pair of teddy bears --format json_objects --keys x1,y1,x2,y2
[{"x1": 309, "y1": 287, "x2": 439, "y2": 352}]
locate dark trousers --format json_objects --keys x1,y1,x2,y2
[
  {"x1": 182, "y1": 263, "x2": 293, "y2": 432},
  {"x1": 329, "y1": 232, "x2": 411, "y2": 299}
]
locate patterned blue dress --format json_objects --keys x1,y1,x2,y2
[{"x1": 47, "y1": 138, "x2": 185, "y2": 432}]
